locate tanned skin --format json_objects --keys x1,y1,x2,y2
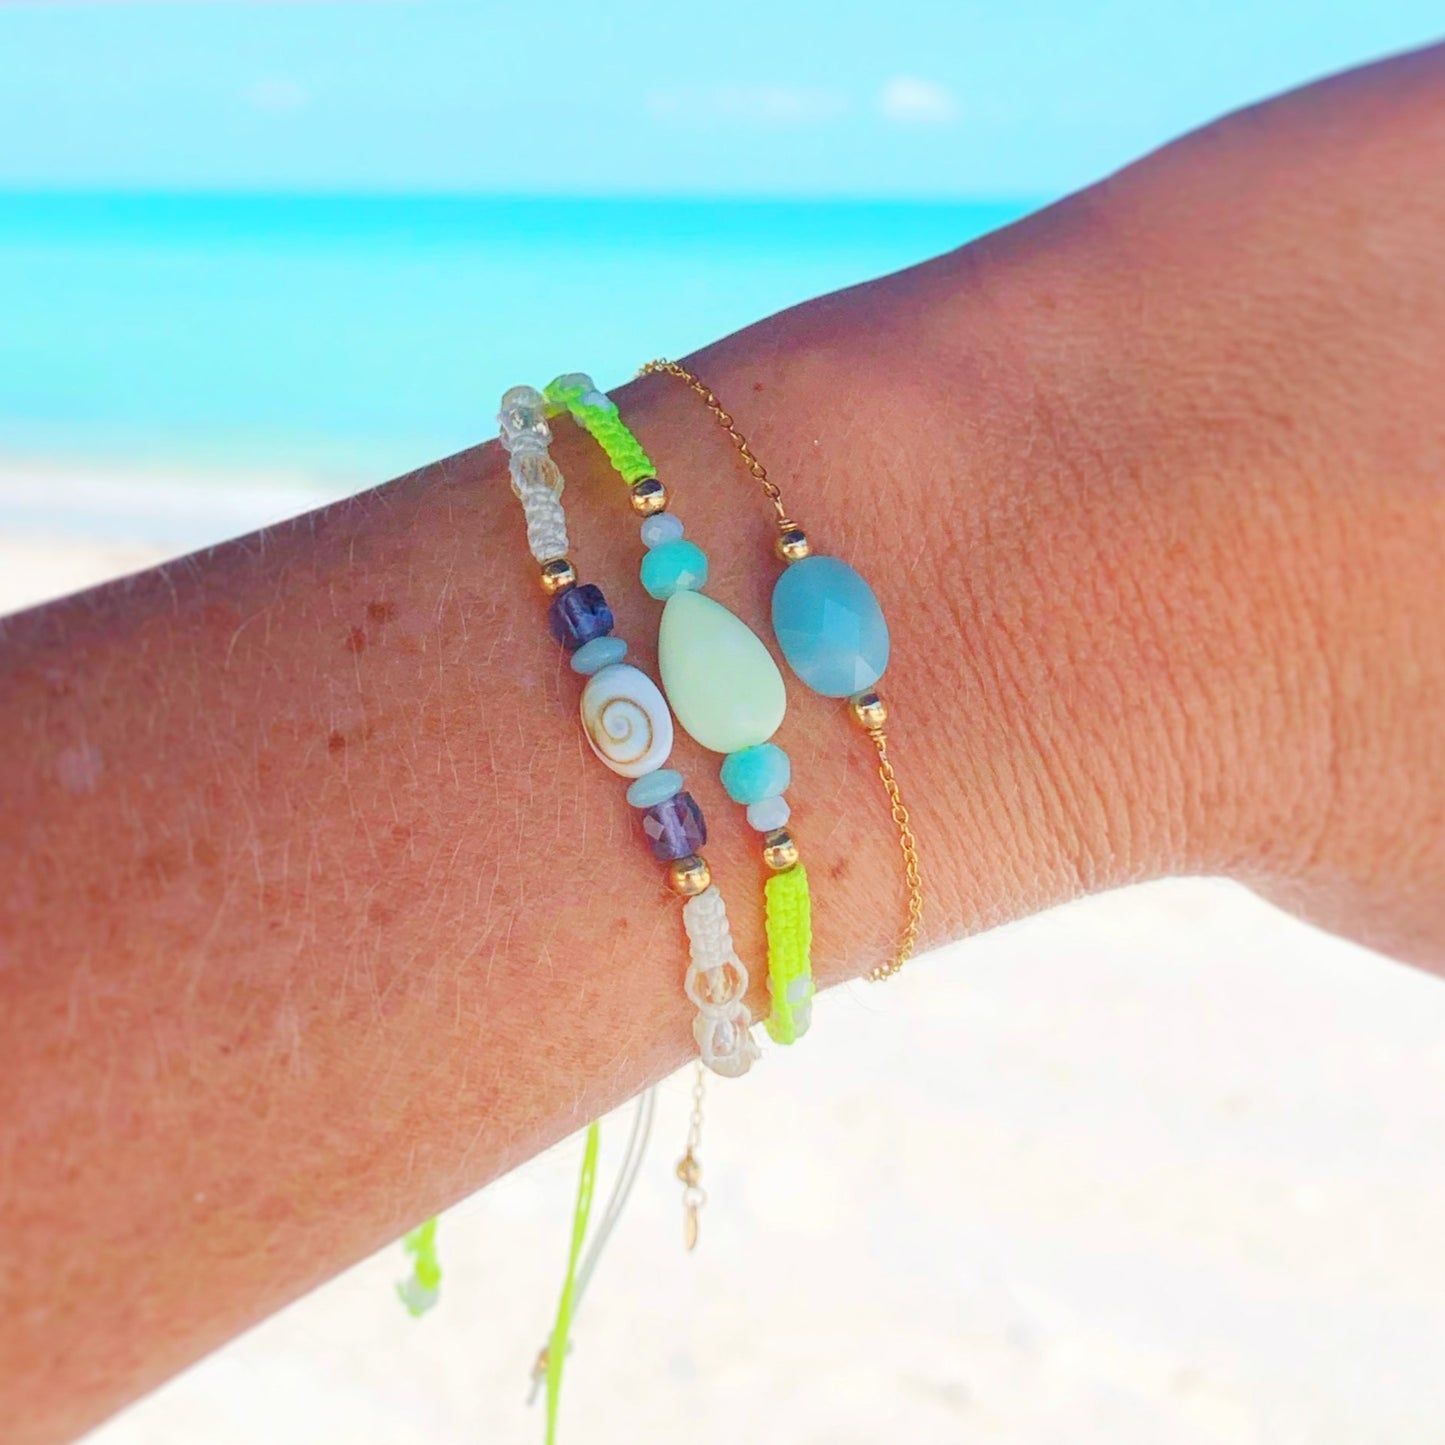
[{"x1": 2, "y1": 44, "x2": 1443, "y2": 1445}]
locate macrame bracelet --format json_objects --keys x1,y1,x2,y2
[
  {"x1": 545, "y1": 373, "x2": 816, "y2": 1045},
  {"x1": 498, "y1": 384, "x2": 763, "y2": 1076},
  {"x1": 640, "y1": 359, "x2": 923, "y2": 981}
]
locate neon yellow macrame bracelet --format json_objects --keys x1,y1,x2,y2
[{"x1": 546, "y1": 372, "x2": 815, "y2": 1046}]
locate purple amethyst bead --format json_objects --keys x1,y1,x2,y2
[
  {"x1": 641, "y1": 790, "x2": 707, "y2": 861},
  {"x1": 547, "y1": 582, "x2": 614, "y2": 653}
]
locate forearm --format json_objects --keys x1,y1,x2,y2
[{"x1": 3, "y1": 43, "x2": 1444, "y2": 1444}]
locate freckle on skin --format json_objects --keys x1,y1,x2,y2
[
  {"x1": 55, "y1": 743, "x2": 103, "y2": 794},
  {"x1": 344, "y1": 627, "x2": 367, "y2": 654},
  {"x1": 327, "y1": 732, "x2": 347, "y2": 755},
  {"x1": 366, "y1": 600, "x2": 397, "y2": 624}
]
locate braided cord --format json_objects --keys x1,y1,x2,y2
[
  {"x1": 545, "y1": 376, "x2": 656, "y2": 484},
  {"x1": 545, "y1": 1119, "x2": 601, "y2": 1445},
  {"x1": 763, "y1": 864, "x2": 814, "y2": 1045}
]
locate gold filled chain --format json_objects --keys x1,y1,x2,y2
[
  {"x1": 639, "y1": 359, "x2": 791, "y2": 525},
  {"x1": 641, "y1": 358, "x2": 923, "y2": 981},
  {"x1": 675, "y1": 1062, "x2": 707, "y2": 1250}
]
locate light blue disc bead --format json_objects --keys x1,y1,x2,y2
[
  {"x1": 570, "y1": 635, "x2": 628, "y2": 675},
  {"x1": 771, "y1": 554, "x2": 890, "y2": 698},
  {"x1": 745, "y1": 795, "x2": 791, "y2": 832},
  {"x1": 640, "y1": 512, "x2": 685, "y2": 548},
  {"x1": 719, "y1": 742, "x2": 791, "y2": 805},
  {"x1": 640, "y1": 538, "x2": 709, "y2": 600},
  {"x1": 625, "y1": 768, "x2": 685, "y2": 809}
]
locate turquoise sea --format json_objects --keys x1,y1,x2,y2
[{"x1": 0, "y1": 194, "x2": 1035, "y2": 483}]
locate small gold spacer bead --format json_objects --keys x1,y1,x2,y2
[
  {"x1": 630, "y1": 478, "x2": 668, "y2": 516},
  {"x1": 538, "y1": 557, "x2": 577, "y2": 596},
  {"x1": 775, "y1": 522, "x2": 811, "y2": 563},
  {"x1": 675, "y1": 1153, "x2": 702, "y2": 1188},
  {"x1": 667, "y1": 853, "x2": 712, "y2": 896},
  {"x1": 849, "y1": 689, "x2": 888, "y2": 731},
  {"x1": 761, "y1": 828, "x2": 799, "y2": 872}
]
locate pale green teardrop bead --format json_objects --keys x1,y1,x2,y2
[{"x1": 658, "y1": 589, "x2": 787, "y2": 755}]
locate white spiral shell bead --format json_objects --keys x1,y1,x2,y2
[
  {"x1": 682, "y1": 885, "x2": 761, "y2": 1077},
  {"x1": 579, "y1": 664, "x2": 674, "y2": 778},
  {"x1": 498, "y1": 385, "x2": 569, "y2": 563}
]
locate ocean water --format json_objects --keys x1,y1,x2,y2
[{"x1": 0, "y1": 194, "x2": 1035, "y2": 484}]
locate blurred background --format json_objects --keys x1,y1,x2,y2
[{"x1": 3, "y1": 4, "x2": 1444, "y2": 1442}]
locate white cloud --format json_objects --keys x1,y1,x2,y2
[
  {"x1": 645, "y1": 84, "x2": 847, "y2": 127},
  {"x1": 877, "y1": 76, "x2": 959, "y2": 126}
]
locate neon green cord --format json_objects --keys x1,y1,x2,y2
[
  {"x1": 544, "y1": 376, "x2": 656, "y2": 485},
  {"x1": 546, "y1": 1119, "x2": 601, "y2": 1445},
  {"x1": 764, "y1": 863, "x2": 814, "y2": 1044},
  {"x1": 396, "y1": 1216, "x2": 442, "y2": 1317}
]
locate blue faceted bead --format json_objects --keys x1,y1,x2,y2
[
  {"x1": 641, "y1": 790, "x2": 707, "y2": 861},
  {"x1": 570, "y1": 635, "x2": 628, "y2": 675},
  {"x1": 770, "y1": 554, "x2": 890, "y2": 698},
  {"x1": 548, "y1": 583, "x2": 614, "y2": 653},
  {"x1": 719, "y1": 742, "x2": 791, "y2": 805},
  {"x1": 640, "y1": 539, "x2": 709, "y2": 600},
  {"x1": 625, "y1": 768, "x2": 684, "y2": 809}
]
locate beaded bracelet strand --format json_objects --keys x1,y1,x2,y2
[
  {"x1": 544, "y1": 373, "x2": 816, "y2": 1046},
  {"x1": 640, "y1": 360, "x2": 924, "y2": 980},
  {"x1": 498, "y1": 384, "x2": 762, "y2": 1077},
  {"x1": 498, "y1": 384, "x2": 765, "y2": 1441}
]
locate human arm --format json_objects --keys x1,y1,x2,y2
[{"x1": 2, "y1": 42, "x2": 1444, "y2": 1445}]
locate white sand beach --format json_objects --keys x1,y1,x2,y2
[{"x1": 7, "y1": 466, "x2": 1445, "y2": 1445}]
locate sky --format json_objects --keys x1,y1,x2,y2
[{"x1": 0, "y1": 1, "x2": 1439, "y2": 197}]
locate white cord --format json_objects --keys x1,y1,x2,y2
[{"x1": 527, "y1": 1088, "x2": 657, "y2": 1404}]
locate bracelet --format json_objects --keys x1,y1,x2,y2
[
  {"x1": 639, "y1": 361, "x2": 922, "y2": 979},
  {"x1": 498, "y1": 384, "x2": 764, "y2": 1444},
  {"x1": 544, "y1": 373, "x2": 816, "y2": 1046},
  {"x1": 497, "y1": 384, "x2": 762, "y2": 1077}
]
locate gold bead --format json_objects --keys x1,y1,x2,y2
[
  {"x1": 761, "y1": 828, "x2": 799, "y2": 872},
  {"x1": 538, "y1": 557, "x2": 577, "y2": 596},
  {"x1": 775, "y1": 523, "x2": 811, "y2": 563},
  {"x1": 849, "y1": 689, "x2": 888, "y2": 730},
  {"x1": 675, "y1": 1153, "x2": 702, "y2": 1188},
  {"x1": 666, "y1": 853, "x2": 712, "y2": 896},
  {"x1": 630, "y1": 478, "x2": 668, "y2": 516}
]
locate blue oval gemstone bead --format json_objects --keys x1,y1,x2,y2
[
  {"x1": 625, "y1": 768, "x2": 684, "y2": 809},
  {"x1": 771, "y1": 555, "x2": 890, "y2": 698},
  {"x1": 640, "y1": 539, "x2": 709, "y2": 600},
  {"x1": 719, "y1": 742, "x2": 791, "y2": 805}
]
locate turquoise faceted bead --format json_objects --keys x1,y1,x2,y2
[
  {"x1": 719, "y1": 743, "x2": 791, "y2": 805},
  {"x1": 625, "y1": 768, "x2": 684, "y2": 809},
  {"x1": 771, "y1": 554, "x2": 890, "y2": 698},
  {"x1": 570, "y1": 635, "x2": 628, "y2": 675},
  {"x1": 640, "y1": 539, "x2": 709, "y2": 600},
  {"x1": 658, "y1": 589, "x2": 787, "y2": 755}
]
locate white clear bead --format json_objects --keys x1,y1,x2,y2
[
  {"x1": 553, "y1": 371, "x2": 595, "y2": 395},
  {"x1": 685, "y1": 960, "x2": 746, "y2": 1015},
  {"x1": 745, "y1": 795, "x2": 791, "y2": 832},
  {"x1": 693, "y1": 1007, "x2": 761, "y2": 1077},
  {"x1": 580, "y1": 388, "x2": 616, "y2": 413},
  {"x1": 640, "y1": 512, "x2": 685, "y2": 549},
  {"x1": 498, "y1": 385, "x2": 552, "y2": 458}
]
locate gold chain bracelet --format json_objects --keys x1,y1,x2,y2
[{"x1": 640, "y1": 360, "x2": 923, "y2": 980}]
